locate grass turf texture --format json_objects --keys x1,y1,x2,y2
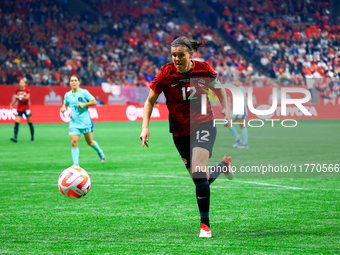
[{"x1": 0, "y1": 120, "x2": 339, "y2": 254}]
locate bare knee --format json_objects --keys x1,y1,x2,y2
[
  {"x1": 191, "y1": 148, "x2": 210, "y2": 178},
  {"x1": 71, "y1": 139, "x2": 78, "y2": 148},
  {"x1": 87, "y1": 141, "x2": 95, "y2": 146},
  {"x1": 239, "y1": 119, "x2": 246, "y2": 129},
  {"x1": 191, "y1": 161, "x2": 209, "y2": 183},
  {"x1": 191, "y1": 159, "x2": 206, "y2": 175}
]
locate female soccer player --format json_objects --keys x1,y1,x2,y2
[
  {"x1": 60, "y1": 75, "x2": 105, "y2": 167},
  {"x1": 9, "y1": 78, "x2": 34, "y2": 143},
  {"x1": 140, "y1": 36, "x2": 233, "y2": 238},
  {"x1": 228, "y1": 77, "x2": 249, "y2": 148}
]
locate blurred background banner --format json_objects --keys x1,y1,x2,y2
[
  {"x1": 0, "y1": 85, "x2": 167, "y2": 105},
  {"x1": 2, "y1": 84, "x2": 340, "y2": 107},
  {"x1": 1, "y1": 84, "x2": 339, "y2": 124},
  {"x1": 0, "y1": 104, "x2": 168, "y2": 124}
]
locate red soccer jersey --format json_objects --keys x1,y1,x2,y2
[
  {"x1": 15, "y1": 87, "x2": 30, "y2": 112},
  {"x1": 150, "y1": 61, "x2": 218, "y2": 137}
]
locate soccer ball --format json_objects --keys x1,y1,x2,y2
[{"x1": 58, "y1": 166, "x2": 91, "y2": 200}]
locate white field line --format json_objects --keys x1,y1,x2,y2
[
  {"x1": 0, "y1": 182, "x2": 339, "y2": 191},
  {"x1": 0, "y1": 183, "x2": 280, "y2": 189},
  {"x1": 232, "y1": 180, "x2": 303, "y2": 190},
  {"x1": 0, "y1": 171, "x2": 339, "y2": 191}
]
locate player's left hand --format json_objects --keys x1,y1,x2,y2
[
  {"x1": 140, "y1": 128, "x2": 150, "y2": 148},
  {"x1": 222, "y1": 109, "x2": 231, "y2": 127},
  {"x1": 77, "y1": 103, "x2": 86, "y2": 108}
]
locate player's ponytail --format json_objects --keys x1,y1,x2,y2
[
  {"x1": 189, "y1": 40, "x2": 204, "y2": 51},
  {"x1": 171, "y1": 36, "x2": 204, "y2": 52}
]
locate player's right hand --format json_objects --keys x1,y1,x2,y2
[
  {"x1": 140, "y1": 128, "x2": 150, "y2": 148},
  {"x1": 60, "y1": 106, "x2": 67, "y2": 113},
  {"x1": 222, "y1": 109, "x2": 231, "y2": 127}
]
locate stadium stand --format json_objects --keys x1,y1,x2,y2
[
  {"x1": 207, "y1": 0, "x2": 340, "y2": 97},
  {"x1": 0, "y1": 0, "x2": 257, "y2": 87}
]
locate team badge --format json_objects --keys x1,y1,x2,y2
[
  {"x1": 198, "y1": 79, "x2": 205, "y2": 87},
  {"x1": 182, "y1": 158, "x2": 187, "y2": 165},
  {"x1": 78, "y1": 97, "x2": 82, "y2": 101}
]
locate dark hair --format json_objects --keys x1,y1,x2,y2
[
  {"x1": 69, "y1": 75, "x2": 81, "y2": 83},
  {"x1": 171, "y1": 36, "x2": 204, "y2": 52}
]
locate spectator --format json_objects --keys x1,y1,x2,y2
[{"x1": 96, "y1": 96, "x2": 105, "y2": 105}]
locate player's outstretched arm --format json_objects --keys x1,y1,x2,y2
[
  {"x1": 140, "y1": 89, "x2": 159, "y2": 148},
  {"x1": 215, "y1": 82, "x2": 231, "y2": 127}
]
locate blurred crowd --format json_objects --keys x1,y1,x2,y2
[
  {"x1": 208, "y1": 0, "x2": 340, "y2": 98},
  {"x1": 2, "y1": 0, "x2": 340, "y2": 100},
  {"x1": 211, "y1": 0, "x2": 340, "y2": 82},
  {"x1": 0, "y1": 0, "x2": 255, "y2": 87}
]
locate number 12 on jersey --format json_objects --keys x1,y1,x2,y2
[{"x1": 182, "y1": 87, "x2": 197, "y2": 100}]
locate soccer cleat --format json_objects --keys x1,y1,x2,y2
[
  {"x1": 10, "y1": 138, "x2": 17, "y2": 143},
  {"x1": 99, "y1": 152, "x2": 106, "y2": 163},
  {"x1": 238, "y1": 144, "x2": 248, "y2": 149},
  {"x1": 31, "y1": 139, "x2": 35, "y2": 143},
  {"x1": 222, "y1": 155, "x2": 234, "y2": 180},
  {"x1": 232, "y1": 139, "x2": 242, "y2": 147},
  {"x1": 199, "y1": 223, "x2": 212, "y2": 238}
]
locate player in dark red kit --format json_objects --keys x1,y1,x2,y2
[
  {"x1": 140, "y1": 36, "x2": 233, "y2": 238},
  {"x1": 9, "y1": 79, "x2": 34, "y2": 143}
]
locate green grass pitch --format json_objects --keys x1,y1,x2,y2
[{"x1": 0, "y1": 120, "x2": 339, "y2": 254}]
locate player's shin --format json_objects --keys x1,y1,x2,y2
[
  {"x1": 71, "y1": 147, "x2": 80, "y2": 167},
  {"x1": 228, "y1": 126, "x2": 240, "y2": 140},
  {"x1": 28, "y1": 123, "x2": 34, "y2": 140},
  {"x1": 14, "y1": 122, "x2": 19, "y2": 139},
  {"x1": 91, "y1": 141, "x2": 103, "y2": 154},
  {"x1": 241, "y1": 127, "x2": 248, "y2": 144},
  {"x1": 192, "y1": 171, "x2": 210, "y2": 227},
  {"x1": 91, "y1": 141, "x2": 105, "y2": 162},
  {"x1": 208, "y1": 161, "x2": 229, "y2": 184}
]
